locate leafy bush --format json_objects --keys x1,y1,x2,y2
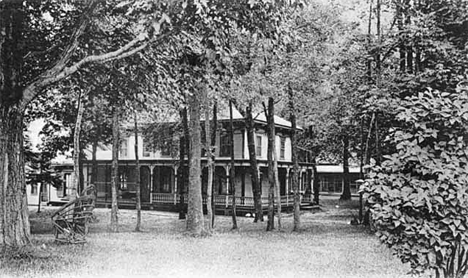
[{"x1": 362, "y1": 88, "x2": 468, "y2": 278}]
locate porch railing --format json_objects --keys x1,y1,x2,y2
[{"x1": 149, "y1": 193, "x2": 310, "y2": 207}]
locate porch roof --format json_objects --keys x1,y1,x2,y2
[{"x1": 316, "y1": 165, "x2": 360, "y2": 174}]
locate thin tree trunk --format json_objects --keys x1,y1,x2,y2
[
  {"x1": 204, "y1": 97, "x2": 213, "y2": 232},
  {"x1": 246, "y1": 101, "x2": 263, "y2": 222},
  {"x1": 73, "y1": 90, "x2": 85, "y2": 199},
  {"x1": 312, "y1": 157, "x2": 320, "y2": 205},
  {"x1": 375, "y1": 115, "x2": 381, "y2": 165},
  {"x1": 340, "y1": 134, "x2": 351, "y2": 200},
  {"x1": 359, "y1": 118, "x2": 365, "y2": 222},
  {"x1": 134, "y1": 111, "x2": 141, "y2": 232},
  {"x1": 178, "y1": 108, "x2": 189, "y2": 220},
  {"x1": 91, "y1": 127, "x2": 99, "y2": 201},
  {"x1": 211, "y1": 103, "x2": 217, "y2": 227},
  {"x1": 37, "y1": 182, "x2": 42, "y2": 213},
  {"x1": 186, "y1": 91, "x2": 204, "y2": 235},
  {"x1": 397, "y1": 0, "x2": 406, "y2": 72},
  {"x1": 273, "y1": 142, "x2": 281, "y2": 230},
  {"x1": 229, "y1": 100, "x2": 238, "y2": 229},
  {"x1": 404, "y1": 0, "x2": 413, "y2": 74},
  {"x1": 110, "y1": 108, "x2": 119, "y2": 232},
  {"x1": 91, "y1": 131, "x2": 99, "y2": 185},
  {"x1": 364, "y1": 113, "x2": 375, "y2": 165},
  {"x1": 367, "y1": 0, "x2": 373, "y2": 81},
  {"x1": 79, "y1": 147, "x2": 85, "y2": 193},
  {"x1": 266, "y1": 97, "x2": 279, "y2": 231},
  {"x1": 376, "y1": 0, "x2": 382, "y2": 86},
  {"x1": 289, "y1": 85, "x2": 300, "y2": 231}
]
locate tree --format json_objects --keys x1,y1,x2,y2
[
  {"x1": 110, "y1": 106, "x2": 120, "y2": 233},
  {"x1": 203, "y1": 88, "x2": 214, "y2": 232},
  {"x1": 0, "y1": 0, "x2": 172, "y2": 247},
  {"x1": 265, "y1": 97, "x2": 281, "y2": 231},
  {"x1": 134, "y1": 111, "x2": 142, "y2": 232},
  {"x1": 289, "y1": 85, "x2": 301, "y2": 231},
  {"x1": 229, "y1": 99, "x2": 238, "y2": 229},
  {"x1": 186, "y1": 88, "x2": 204, "y2": 235},
  {"x1": 245, "y1": 101, "x2": 263, "y2": 222}
]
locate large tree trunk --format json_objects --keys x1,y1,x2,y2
[
  {"x1": 340, "y1": 134, "x2": 351, "y2": 201},
  {"x1": 72, "y1": 91, "x2": 85, "y2": 199},
  {"x1": 0, "y1": 2, "x2": 30, "y2": 247},
  {"x1": 110, "y1": 108, "x2": 119, "y2": 232},
  {"x1": 186, "y1": 92, "x2": 204, "y2": 235},
  {"x1": 246, "y1": 101, "x2": 263, "y2": 222},
  {"x1": 134, "y1": 111, "x2": 141, "y2": 232},
  {"x1": 204, "y1": 97, "x2": 213, "y2": 232},
  {"x1": 0, "y1": 109, "x2": 31, "y2": 247},
  {"x1": 229, "y1": 100, "x2": 238, "y2": 229},
  {"x1": 289, "y1": 86, "x2": 300, "y2": 231}
]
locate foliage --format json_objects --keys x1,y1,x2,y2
[{"x1": 362, "y1": 88, "x2": 468, "y2": 277}]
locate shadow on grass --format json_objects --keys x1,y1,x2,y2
[{"x1": 0, "y1": 238, "x2": 88, "y2": 278}]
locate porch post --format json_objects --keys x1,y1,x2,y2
[
  {"x1": 225, "y1": 165, "x2": 230, "y2": 208},
  {"x1": 285, "y1": 168, "x2": 290, "y2": 205},
  {"x1": 173, "y1": 165, "x2": 178, "y2": 195},
  {"x1": 149, "y1": 166, "x2": 153, "y2": 204},
  {"x1": 225, "y1": 165, "x2": 230, "y2": 194}
]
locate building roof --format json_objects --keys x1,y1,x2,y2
[
  {"x1": 316, "y1": 165, "x2": 360, "y2": 174},
  {"x1": 253, "y1": 113, "x2": 297, "y2": 129}
]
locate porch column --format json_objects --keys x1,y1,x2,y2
[
  {"x1": 173, "y1": 165, "x2": 178, "y2": 204},
  {"x1": 149, "y1": 166, "x2": 153, "y2": 203},
  {"x1": 173, "y1": 165, "x2": 179, "y2": 194},
  {"x1": 225, "y1": 165, "x2": 230, "y2": 194},
  {"x1": 285, "y1": 168, "x2": 290, "y2": 205},
  {"x1": 299, "y1": 169, "x2": 304, "y2": 192}
]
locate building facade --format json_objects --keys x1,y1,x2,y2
[{"x1": 81, "y1": 111, "x2": 315, "y2": 213}]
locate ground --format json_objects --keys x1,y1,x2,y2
[{"x1": 1, "y1": 197, "x2": 414, "y2": 278}]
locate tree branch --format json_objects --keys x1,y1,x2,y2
[{"x1": 20, "y1": 11, "x2": 174, "y2": 111}]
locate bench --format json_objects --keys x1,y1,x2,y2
[{"x1": 51, "y1": 185, "x2": 96, "y2": 244}]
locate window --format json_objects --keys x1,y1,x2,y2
[
  {"x1": 119, "y1": 139, "x2": 128, "y2": 157},
  {"x1": 160, "y1": 141, "x2": 171, "y2": 157},
  {"x1": 119, "y1": 173, "x2": 128, "y2": 190},
  {"x1": 280, "y1": 137, "x2": 286, "y2": 160},
  {"x1": 143, "y1": 138, "x2": 152, "y2": 157},
  {"x1": 31, "y1": 184, "x2": 38, "y2": 195},
  {"x1": 256, "y1": 135, "x2": 262, "y2": 157},
  {"x1": 220, "y1": 133, "x2": 231, "y2": 157},
  {"x1": 319, "y1": 175, "x2": 342, "y2": 193},
  {"x1": 161, "y1": 172, "x2": 171, "y2": 193}
]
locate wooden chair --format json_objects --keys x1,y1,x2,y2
[{"x1": 51, "y1": 185, "x2": 96, "y2": 244}]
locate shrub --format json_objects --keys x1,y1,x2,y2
[{"x1": 362, "y1": 88, "x2": 468, "y2": 278}]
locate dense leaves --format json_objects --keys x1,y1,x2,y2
[{"x1": 362, "y1": 88, "x2": 468, "y2": 277}]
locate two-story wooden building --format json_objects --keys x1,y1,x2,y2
[{"x1": 80, "y1": 108, "x2": 315, "y2": 214}]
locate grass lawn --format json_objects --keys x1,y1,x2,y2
[{"x1": 1, "y1": 197, "x2": 412, "y2": 278}]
